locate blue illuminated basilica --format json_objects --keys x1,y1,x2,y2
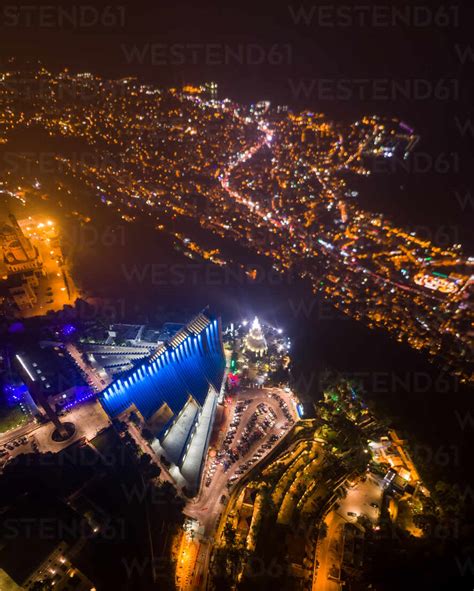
[{"x1": 100, "y1": 311, "x2": 226, "y2": 491}]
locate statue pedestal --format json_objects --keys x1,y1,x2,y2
[{"x1": 51, "y1": 421, "x2": 76, "y2": 442}]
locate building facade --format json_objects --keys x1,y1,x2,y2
[
  {"x1": 0, "y1": 213, "x2": 45, "y2": 310},
  {"x1": 99, "y1": 311, "x2": 226, "y2": 492}
]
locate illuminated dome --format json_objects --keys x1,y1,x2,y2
[{"x1": 244, "y1": 317, "x2": 267, "y2": 357}]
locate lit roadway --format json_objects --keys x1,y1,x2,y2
[
  {"x1": 218, "y1": 119, "x2": 451, "y2": 305},
  {"x1": 175, "y1": 532, "x2": 200, "y2": 591},
  {"x1": 180, "y1": 386, "x2": 298, "y2": 590},
  {"x1": 66, "y1": 343, "x2": 111, "y2": 393},
  {"x1": 0, "y1": 400, "x2": 110, "y2": 457},
  {"x1": 18, "y1": 218, "x2": 80, "y2": 318},
  {"x1": 218, "y1": 118, "x2": 286, "y2": 230},
  {"x1": 313, "y1": 474, "x2": 383, "y2": 591}
]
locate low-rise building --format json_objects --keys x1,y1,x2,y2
[{"x1": 0, "y1": 214, "x2": 45, "y2": 311}]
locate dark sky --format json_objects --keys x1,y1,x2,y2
[
  {"x1": 0, "y1": 1, "x2": 471, "y2": 121},
  {"x1": 1, "y1": 1, "x2": 471, "y2": 104}
]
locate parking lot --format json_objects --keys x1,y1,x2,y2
[
  {"x1": 186, "y1": 387, "x2": 298, "y2": 535},
  {"x1": 204, "y1": 392, "x2": 295, "y2": 491},
  {"x1": 0, "y1": 434, "x2": 37, "y2": 470}
]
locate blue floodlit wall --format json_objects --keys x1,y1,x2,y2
[{"x1": 99, "y1": 316, "x2": 225, "y2": 421}]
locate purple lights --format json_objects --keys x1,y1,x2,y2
[
  {"x1": 62, "y1": 324, "x2": 77, "y2": 337},
  {"x1": 4, "y1": 383, "x2": 28, "y2": 406},
  {"x1": 8, "y1": 321, "x2": 25, "y2": 334},
  {"x1": 61, "y1": 387, "x2": 95, "y2": 412}
]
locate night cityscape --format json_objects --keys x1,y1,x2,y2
[{"x1": 0, "y1": 2, "x2": 473, "y2": 591}]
